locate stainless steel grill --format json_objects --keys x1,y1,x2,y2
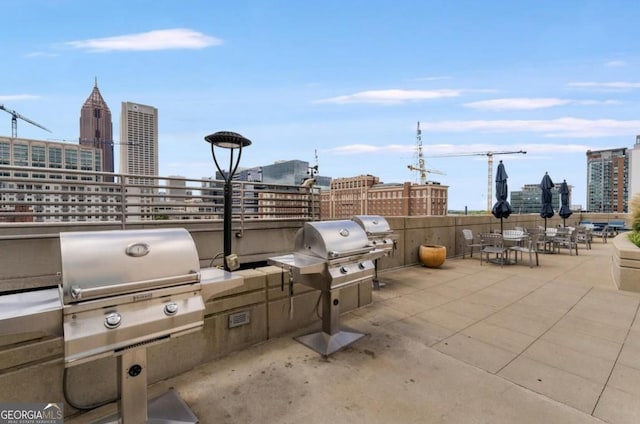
[
  {"x1": 352, "y1": 215, "x2": 397, "y2": 289},
  {"x1": 0, "y1": 228, "x2": 243, "y2": 424},
  {"x1": 269, "y1": 220, "x2": 383, "y2": 356}
]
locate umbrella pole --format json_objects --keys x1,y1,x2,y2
[
  {"x1": 501, "y1": 218, "x2": 503, "y2": 234},
  {"x1": 544, "y1": 218, "x2": 547, "y2": 231}
]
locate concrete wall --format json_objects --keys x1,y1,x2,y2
[
  {"x1": 0, "y1": 266, "x2": 372, "y2": 416},
  {"x1": 0, "y1": 213, "x2": 585, "y2": 293}
]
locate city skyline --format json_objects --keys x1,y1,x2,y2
[{"x1": 2, "y1": 1, "x2": 640, "y2": 210}]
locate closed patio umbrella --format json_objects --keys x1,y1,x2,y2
[
  {"x1": 491, "y1": 160, "x2": 512, "y2": 234},
  {"x1": 540, "y1": 172, "x2": 554, "y2": 230},
  {"x1": 558, "y1": 179, "x2": 572, "y2": 227}
]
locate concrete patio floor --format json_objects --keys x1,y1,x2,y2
[{"x1": 69, "y1": 238, "x2": 640, "y2": 424}]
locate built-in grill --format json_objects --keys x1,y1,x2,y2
[
  {"x1": 269, "y1": 220, "x2": 384, "y2": 356},
  {"x1": 352, "y1": 215, "x2": 397, "y2": 289},
  {"x1": 0, "y1": 228, "x2": 243, "y2": 424}
]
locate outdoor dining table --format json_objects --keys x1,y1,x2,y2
[{"x1": 488, "y1": 230, "x2": 526, "y2": 265}]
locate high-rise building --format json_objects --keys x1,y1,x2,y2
[
  {"x1": 0, "y1": 136, "x2": 120, "y2": 222},
  {"x1": 119, "y1": 101, "x2": 158, "y2": 185},
  {"x1": 221, "y1": 160, "x2": 331, "y2": 189},
  {"x1": 511, "y1": 184, "x2": 564, "y2": 214},
  {"x1": 119, "y1": 102, "x2": 158, "y2": 221},
  {"x1": 79, "y1": 79, "x2": 113, "y2": 177},
  {"x1": 586, "y1": 148, "x2": 629, "y2": 213},
  {"x1": 629, "y1": 135, "x2": 640, "y2": 202}
]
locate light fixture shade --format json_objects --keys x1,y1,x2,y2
[{"x1": 204, "y1": 131, "x2": 252, "y2": 149}]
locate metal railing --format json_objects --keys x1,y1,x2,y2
[{"x1": 0, "y1": 165, "x2": 321, "y2": 229}]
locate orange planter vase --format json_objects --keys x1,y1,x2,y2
[{"x1": 419, "y1": 244, "x2": 446, "y2": 268}]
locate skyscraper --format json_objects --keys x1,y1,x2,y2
[
  {"x1": 586, "y1": 148, "x2": 628, "y2": 213},
  {"x1": 119, "y1": 101, "x2": 158, "y2": 185},
  {"x1": 79, "y1": 78, "x2": 113, "y2": 177}
]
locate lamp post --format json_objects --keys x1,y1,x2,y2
[{"x1": 204, "y1": 131, "x2": 252, "y2": 271}]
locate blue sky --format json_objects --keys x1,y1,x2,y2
[{"x1": 2, "y1": 0, "x2": 640, "y2": 210}]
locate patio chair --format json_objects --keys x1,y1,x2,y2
[
  {"x1": 553, "y1": 227, "x2": 578, "y2": 255},
  {"x1": 575, "y1": 226, "x2": 592, "y2": 250},
  {"x1": 509, "y1": 233, "x2": 540, "y2": 267},
  {"x1": 592, "y1": 224, "x2": 609, "y2": 243},
  {"x1": 461, "y1": 229, "x2": 484, "y2": 259},
  {"x1": 479, "y1": 233, "x2": 508, "y2": 267}
]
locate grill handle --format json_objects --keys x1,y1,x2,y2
[
  {"x1": 327, "y1": 246, "x2": 374, "y2": 259},
  {"x1": 68, "y1": 273, "x2": 198, "y2": 302}
]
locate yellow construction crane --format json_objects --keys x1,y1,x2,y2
[
  {"x1": 0, "y1": 104, "x2": 51, "y2": 138},
  {"x1": 407, "y1": 121, "x2": 445, "y2": 184},
  {"x1": 427, "y1": 149, "x2": 526, "y2": 212}
]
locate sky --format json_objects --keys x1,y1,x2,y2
[{"x1": 2, "y1": 0, "x2": 640, "y2": 210}]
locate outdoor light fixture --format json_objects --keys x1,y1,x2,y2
[{"x1": 204, "y1": 131, "x2": 252, "y2": 271}]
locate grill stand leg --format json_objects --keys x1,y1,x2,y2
[
  {"x1": 95, "y1": 347, "x2": 198, "y2": 424},
  {"x1": 294, "y1": 289, "x2": 364, "y2": 357},
  {"x1": 119, "y1": 348, "x2": 147, "y2": 423},
  {"x1": 372, "y1": 259, "x2": 386, "y2": 290}
]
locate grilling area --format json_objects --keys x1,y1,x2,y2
[{"x1": 1, "y1": 213, "x2": 639, "y2": 423}]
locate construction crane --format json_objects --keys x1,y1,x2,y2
[
  {"x1": 427, "y1": 149, "x2": 526, "y2": 212},
  {"x1": 407, "y1": 121, "x2": 445, "y2": 184},
  {"x1": 0, "y1": 104, "x2": 51, "y2": 138}
]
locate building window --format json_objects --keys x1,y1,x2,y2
[
  {"x1": 0, "y1": 142, "x2": 9, "y2": 165},
  {"x1": 32, "y1": 145, "x2": 46, "y2": 167},
  {"x1": 65, "y1": 149, "x2": 78, "y2": 170},
  {"x1": 49, "y1": 147, "x2": 62, "y2": 169},
  {"x1": 14, "y1": 144, "x2": 28, "y2": 166}
]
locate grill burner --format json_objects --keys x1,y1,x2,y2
[
  {"x1": 269, "y1": 220, "x2": 384, "y2": 356},
  {"x1": 351, "y1": 215, "x2": 397, "y2": 289},
  {"x1": 0, "y1": 228, "x2": 243, "y2": 423}
]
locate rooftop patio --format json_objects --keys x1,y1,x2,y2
[{"x1": 67, "y1": 237, "x2": 640, "y2": 424}]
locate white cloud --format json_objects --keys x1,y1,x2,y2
[
  {"x1": 463, "y1": 98, "x2": 572, "y2": 110},
  {"x1": 568, "y1": 81, "x2": 640, "y2": 89},
  {"x1": 463, "y1": 97, "x2": 621, "y2": 110},
  {"x1": 575, "y1": 99, "x2": 621, "y2": 106},
  {"x1": 324, "y1": 142, "x2": 594, "y2": 156},
  {"x1": 422, "y1": 117, "x2": 640, "y2": 137},
  {"x1": 315, "y1": 89, "x2": 462, "y2": 104},
  {"x1": 65, "y1": 28, "x2": 222, "y2": 52},
  {"x1": 604, "y1": 60, "x2": 627, "y2": 67},
  {"x1": 0, "y1": 94, "x2": 41, "y2": 102}
]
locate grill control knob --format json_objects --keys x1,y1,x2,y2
[
  {"x1": 104, "y1": 312, "x2": 121, "y2": 329},
  {"x1": 358, "y1": 262, "x2": 366, "y2": 270},
  {"x1": 340, "y1": 266, "x2": 348, "y2": 274},
  {"x1": 164, "y1": 302, "x2": 179, "y2": 316}
]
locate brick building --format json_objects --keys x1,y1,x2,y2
[{"x1": 320, "y1": 175, "x2": 448, "y2": 219}]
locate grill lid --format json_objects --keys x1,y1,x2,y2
[
  {"x1": 351, "y1": 215, "x2": 392, "y2": 236},
  {"x1": 60, "y1": 228, "x2": 200, "y2": 304},
  {"x1": 294, "y1": 220, "x2": 371, "y2": 259}
]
